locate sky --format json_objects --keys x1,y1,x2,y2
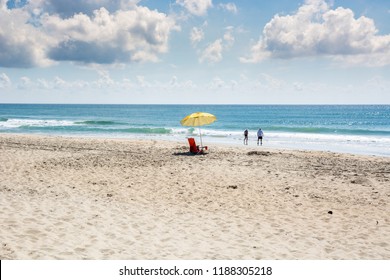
[{"x1": 0, "y1": 0, "x2": 389, "y2": 104}]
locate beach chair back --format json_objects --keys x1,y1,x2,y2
[{"x1": 188, "y1": 138, "x2": 199, "y2": 153}]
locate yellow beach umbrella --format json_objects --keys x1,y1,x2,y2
[{"x1": 180, "y1": 112, "x2": 217, "y2": 147}]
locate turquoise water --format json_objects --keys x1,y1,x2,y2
[{"x1": 1, "y1": 104, "x2": 390, "y2": 156}]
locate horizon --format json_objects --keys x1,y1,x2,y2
[{"x1": 1, "y1": 103, "x2": 390, "y2": 106}]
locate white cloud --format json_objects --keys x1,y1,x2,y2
[
  {"x1": 176, "y1": 0, "x2": 212, "y2": 16},
  {"x1": 230, "y1": 79, "x2": 238, "y2": 90},
  {"x1": 210, "y1": 77, "x2": 225, "y2": 89},
  {"x1": 190, "y1": 27, "x2": 205, "y2": 45},
  {"x1": 15, "y1": 74, "x2": 115, "y2": 90},
  {"x1": 18, "y1": 76, "x2": 33, "y2": 89},
  {"x1": 163, "y1": 76, "x2": 196, "y2": 90},
  {"x1": 136, "y1": 75, "x2": 149, "y2": 87},
  {"x1": 37, "y1": 78, "x2": 51, "y2": 89},
  {"x1": 208, "y1": 76, "x2": 238, "y2": 91},
  {"x1": 43, "y1": 6, "x2": 177, "y2": 64},
  {"x1": 365, "y1": 76, "x2": 390, "y2": 92},
  {"x1": 259, "y1": 73, "x2": 284, "y2": 90},
  {"x1": 223, "y1": 26, "x2": 235, "y2": 48},
  {"x1": 182, "y1": 79, "x2": 196, "y2": 89},
  {"x1": 0, "y1": 73, "x2": 11, "y2": 88},
  {"x1": 219, "y1": 3, "x2": 237, "y2": 14},
  {"x1": 293, "y1": 82, "x2": 304, "y2": 91},
  {"x1": 16, "y1": 76, "x2": 50, "y2": 89},
  {"x1": 170, "y1": 75, "x2": 179, "y2": 87},
  {"x1": 9, "y1": 73, "x2": 200, "y2": 93},
  {"x1": 0, "y1": 4, "x2": 55, "y2": 67},
  {"x1": 200, "y1": 39, "x2": 223, "y2": 63},
  {"x1": 198, "y1": 26, "x2": 235, "y2": 63},
  {"x1": 241, "y1": 0, "x2": 390, "y2": 66},
  {"x1": 0, "y1": 1, "x2": 177, "y2": 67},
  {"x1": 93, "y1": 69, "x2": 115, "y2": 88},
  {"x1": 53, "y1": 76, "x2": 67, "y2": 89},
  {"x1": 0, "y1": 0, "x2": 6, "y2": 10}
]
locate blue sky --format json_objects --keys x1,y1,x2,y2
[{"x1": 0, "y1": 0, "x2": 389, "y2": 104}]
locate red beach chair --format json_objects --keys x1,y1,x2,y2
[{"x1": 188, "y1": 138, "x2": 208, "y2": 154}]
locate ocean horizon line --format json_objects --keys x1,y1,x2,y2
[{"x1": 1, "y1": 102, "x2": 390, "y2": 106}]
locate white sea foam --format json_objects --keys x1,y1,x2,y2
[{"x1": 0, "y1": 119, "x2": 76, "y2": 128}]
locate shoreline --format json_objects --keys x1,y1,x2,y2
[
  {"x1": 1, "y1": 131, "x2": 389, "y2": 158},
  {"x1": 1, "y1": 134, "x2": 389, "y2": 259}
]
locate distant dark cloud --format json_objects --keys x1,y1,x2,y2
[
  {"x1": 0, "y1": 35, "x2": 40, "y2": 68},
  {"x1": 48, "y1": 40, "x2": 127, "y2": 64},
  {"x1": 35, "y1": 0, "x2": 139, "y2": 18}
]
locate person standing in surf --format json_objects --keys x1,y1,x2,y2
[
  {"x1": 244, "y1": 129, "x2": 248, "y2": 145},
  {"x1": 257, "y1": 128, "x2": 264, "y2": 146}
]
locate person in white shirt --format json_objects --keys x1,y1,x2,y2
[{"x1": 257, "y1": 128, "x2": 264, "y2": 146}]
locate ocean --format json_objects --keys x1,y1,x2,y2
[{"x1": 1, "y1": 104, "x2": 390, "y2": 156}]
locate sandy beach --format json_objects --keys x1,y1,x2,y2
[{"x1": 0, "y1": 134, "x2": 389, "y2": 259}]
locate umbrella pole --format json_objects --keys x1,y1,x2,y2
[{"x1": 199, "y1": 127, "x2": 203, "y2": 147}]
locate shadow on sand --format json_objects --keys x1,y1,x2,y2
[{"x1": 172, "y1": 152, "x2": 207, "y2": 156}]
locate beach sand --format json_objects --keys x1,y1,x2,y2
[{"x1": 0, "y1": 134, "x2": 389, "y2": 259}]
